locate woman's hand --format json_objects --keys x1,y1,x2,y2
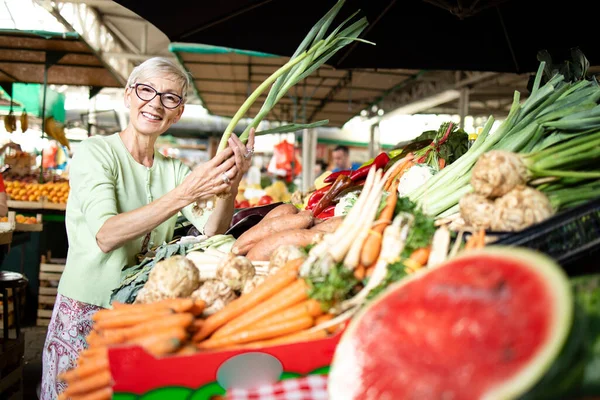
[
  {"x1": 179, "y1": 147, "x2": 239, "y2": 203},
  {"x1": 228, "y1": 128, "x2": 256, "y2": 191}
]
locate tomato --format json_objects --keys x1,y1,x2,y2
[
  {"x1": 257, "y1": 195, "x2": 273, "y2": 206},
  {"x1": 237, "y1": 200, "x2": 250, "y2": 208}
]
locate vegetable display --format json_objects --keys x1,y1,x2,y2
[
  {"x1": 84, "y1": 12, "x2": 600, "y2": 398},
  {"x1": 408, "y1": 58, "x2": 600, "y2": 220}
]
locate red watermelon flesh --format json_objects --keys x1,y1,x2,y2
[{"x1": 328, "y1": 247, "x2": 572, "y2": 400}]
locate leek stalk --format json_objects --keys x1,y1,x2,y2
[{"x1": 216, "y1": 0, "x2": 372, "y2": 152}]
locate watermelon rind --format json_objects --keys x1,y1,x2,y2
[
  {"x1": 519, "y1": 301, "x2": 587, "y2": 399},
  {"x1": 328, "y1": 246, "x2": 573, "y2": 400}
]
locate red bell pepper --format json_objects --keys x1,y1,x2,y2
[
  {"x1": 323, "y1": 169, "x2": 352, "y2": 184},
  {"x1": 315, "y1": 204, "x2": 336, "y2": 220},
  {"x1": 349, "y1": 152, "x2": 390, "y2": 182}
]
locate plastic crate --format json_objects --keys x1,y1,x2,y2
[{"x1": 494, "y1": 196, "x2": 600, "y2": 275}]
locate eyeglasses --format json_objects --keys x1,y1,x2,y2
[{"x1": 130, "y1": 83, "x2": 183, "y2": 109}]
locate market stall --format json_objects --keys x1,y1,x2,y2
[
  {"x1": 52, "y1": 1, "x2": 600, "y2": 399},
  {"x1": 0, "y1": 28, "x2": 123, "y2": 325}
]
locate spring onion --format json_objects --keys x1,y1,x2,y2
[
  {"x1": 216, "y1": 0, "x2": 373, "y2": 151},
  {"x1": 408, "y1": 60, "x2": 600, "y2": 218}
]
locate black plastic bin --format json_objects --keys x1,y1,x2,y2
[{"x1": 493, "y1": 197, "x2": 600, "y2": 277}]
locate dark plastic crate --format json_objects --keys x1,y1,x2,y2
[{"x1": 494, "y1": 197, "x2": 600, "y2": 275}]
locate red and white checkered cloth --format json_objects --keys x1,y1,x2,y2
[{"x1": 226, "y1": 375, "x2": 329, "y2": 400}]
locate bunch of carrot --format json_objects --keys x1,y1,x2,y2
[
  {"x1": 193, "y1": 258, "x2": 338, "y2": 350},
  {"x1": 58, "y1": 297, "x2": 205, "y2": 400},
  {"x1": 354, "y1": 155, "x2": 417, "y2": 280}
]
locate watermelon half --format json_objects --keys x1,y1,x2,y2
[{"x1": 328, "y1": 246, "x2": 574, "y2": 400}]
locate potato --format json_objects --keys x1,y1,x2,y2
[
  {"x1": 310, "y1": 216, "x2": 344, "y2": 233},
  {"x1": 246, "y1": 229, "x2": 324, "y2": 261},
  {"x1": 232, "y1": 212, "x2": 314, "y2": 255},
  {"x1": 262, "y1": 203, "x2": 299, "y2": 220}
]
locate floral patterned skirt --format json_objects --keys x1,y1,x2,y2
[{"x1": 40, "y1": 293, "x2": 104, "y2": 400}]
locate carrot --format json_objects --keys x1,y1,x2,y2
[
  {"x1": 252, "y1": 299, "x2": 323, "y2": 329},
  {"x1": 439, "y1": 157, "x2": 446, "y2": 170},
  {"x1": 191, "y1": 318, "x2": 205, "y2": 333},
  {"x1": 174, "y1": 344, "x2": 199, "y2": 356},
  {"x1": 197, "y1": 315, "x2": 314, "y2": 349},
  {"x1": 464, "y1": 229, "x2": 485, "y2": 250},
  {"x1": 78, "y1": 347, "x2": 107, "y2": 361},
  {"x1": 72, "y1": 387, "x2": 113, "y2": 400},
  {"x1": 121, "y1": 313, "x2": 194, "y2": 341},
  {"x1": 59, "y1": 355, "x2": 108, "y2": 382},
  {"x1": 365, "y1": 265, "x2": 374, "y2": 277},
  {"x1": 479, "y1": 229, "x2": 486, "y2": 247},
  {"x1": 189, "y1": 299, "x2": 206, "y2": 316},
  {"x1": 384, "y1": 155, "x2": 414, "y2": 191},
  {"x1": 193, "y1": 259, "x2": 302, "y2": 341},
  {"x1": 110, "y1": 301, "x2": 128, "y2": 309},
  {"x1": 243, "y1": 328, "x2": 329, "y2": 349},
  {"x1": 211, "y1": 278, "x2": 309, "y2": 339},
  {"x1": 315, "y1": 314, "x2": 334, "y2": 326},
  {"x1": 63, "y1": 370, "x2": 112, "y2": 396},
  {"x1": 94, "y1": 309, "x2": 173, "y2": 330},
  {"x1": 360, "y1": 177, "x2": 401, "y2": 267},
  {"x1": 92, "y1": 304, "x2": 165, "y2": 322},
  {"x1": 409, "y1": 246, "x2": 431, "y2": 266},
  {"x1": 129, "y1": 327, "x2": 187, "y2": 356},
  {"x1": 89, "y1": 313, "x2": 194, "y2": 346},
  {"x1": 354, "y1": 265, "x2": 366, "y2": 280},
  {"x1": 314, "y1": 314, "x2": 342, "y2": 333}
]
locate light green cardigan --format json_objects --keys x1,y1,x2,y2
[{"x1": 58, "y1": 133, "x2": 210, "y2": 308}]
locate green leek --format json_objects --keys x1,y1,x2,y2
[{"x1": 216, "y1": 0, "x2": 373, "y2": 152}]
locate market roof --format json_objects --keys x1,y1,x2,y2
[
  {"x1": 115, "y1": 0, "x2": 600, "y2": 73},
  {"x1": 171, "y1": 42, "x2": 532, "y2": 127},
  {"x1": 0, "y1": 29, "x2": 123, "y2": 89}
]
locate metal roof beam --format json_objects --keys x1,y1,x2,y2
[
  {"x1": 377, "y1": 71, "x2": 500, "y2": 119},
  {"x1": 103, "y1": 52, "x2": 176, "y2": 61},
  {"x1": 36, "y1": 0, "x2": 130, "y2": 86},
  {"x1": 102, "y1": 19, "x2": 140, "y2": 55}
]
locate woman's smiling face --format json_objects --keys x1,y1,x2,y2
[{"x1": 125, "y1": 74, "x2": 185, "y2": 137}]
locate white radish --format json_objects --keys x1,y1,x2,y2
[
  {"x1": 427, "y1": 225, "x2": 451, "y2": 268},
  {"x1": 342, "y1": 169, "x2": 385, "y2": 270},
  {"x1": 339, "y1": 212, "x2": 413, "y2": 311}
]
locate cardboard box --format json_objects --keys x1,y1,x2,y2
[{"x1": 109, "y1": 331, "x2": 342, "y2": 399}]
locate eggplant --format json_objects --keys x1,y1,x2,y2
[{"x1": 230, "y1": 202, "x2": 284, "y2": 227}]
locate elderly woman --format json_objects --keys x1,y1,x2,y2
[{"x1": 40, "y1": 57, "x2": 255, "y2": 399}]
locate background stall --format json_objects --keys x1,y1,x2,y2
[{"x1": 0, "y1": 28, "x2": 122, "y2": 325}]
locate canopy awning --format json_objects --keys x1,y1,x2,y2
[
  {"x1": 170, "y1": 42, "x2": 530, "y2": 127},
  {"x1": 0, "y1": 29, "x2": 123, "y2": 89}
]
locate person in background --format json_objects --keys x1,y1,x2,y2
[
  {"x1": 331, "y1": 145, "x2": 361, "y2": 173},
  {"x1": 314, "y1": 159, "x2": 329, "y2": 176},
  {"x1": 40, "y1": 57, "x2": 255, "y2": 399}
]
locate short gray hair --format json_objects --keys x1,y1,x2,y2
[{"x1": 126, "y1": 57, "x2": 191, "y2": 102}]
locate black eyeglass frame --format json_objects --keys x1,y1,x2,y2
[{"x1": 130, "y1": 83, "x2": 184, "y2": 109}]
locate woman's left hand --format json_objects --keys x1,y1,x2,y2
[{"x1": 227, "y1": 128, "x2": 255, "y2": 189}]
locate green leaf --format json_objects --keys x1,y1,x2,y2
[{"x1": 305, "y1": 262, "x2": 359, "y2": 310}]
